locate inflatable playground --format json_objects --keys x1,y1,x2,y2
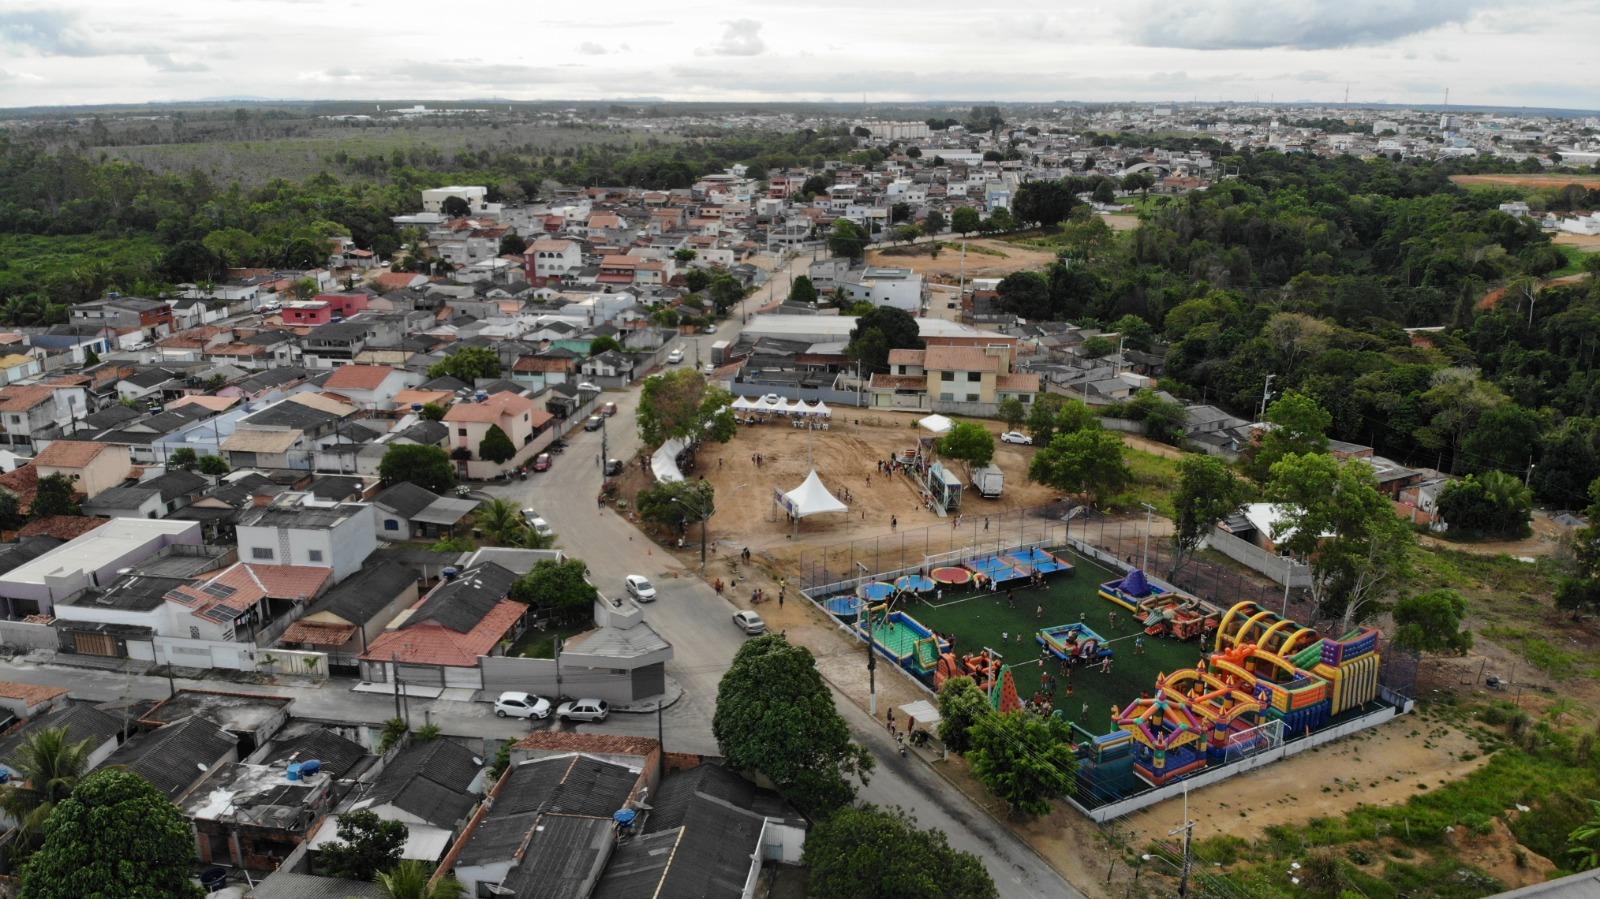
[
  {"x1": 1077, "y1": 600, "x2": 1385, "y2": 799},
  {"x1": 1100, "y1": 568, "x2": 1222, "y2": 643}
]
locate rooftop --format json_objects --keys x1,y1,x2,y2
[
  {"x1": 0, "y1": 518, "x2": 198, "y2": 587},
  {"x1": 140, "y1": 688, "x2": 293, "y2": 734}
]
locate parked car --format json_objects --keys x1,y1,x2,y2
[
  {"x1": 532, "y1": 453, "x2": 552, "y2": 472},
  {"x1": 584, "y1": 415, "x2": 603, "y2": 431},
  {"x1": 666, "y1": 348, "x2": 684, "y2": 364},
  {"x1": 625, "y1": 574, "x2": 657, "y2": 602},
  {"x1": 493, "y1": 692, "x2": 551, "y2": 720},
  {"x1": 1000, "y1": 431, "x2": 1032, "y2": 445},
  {"x1": 556, "y1": 698, "x2": 609, "y2": 723},
  {"x1": 522, "y1": 508, "x2": 554, "y2": 537},
  {"x1": 702, "y1": 362, "x2": 716, "y2": 375},
  {"x1": 702, "y1": 323, "x2": 717, "y2": 334},
  {"x1": 762, "y1": 394, "x2": 781, "y2": 404},
  {"x1": 603, "y1": 458, "x2": 624, "y2": 476},
  {"x1": 732, "y1": 610, "x2": 766, "y2": 635},
  {"x1": 601, "y1": 401, "x2": 618, "y2": 417}
]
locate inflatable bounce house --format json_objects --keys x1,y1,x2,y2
[
  {"x1": 853, "y1": 607, "x2": 949, "y2": 676},
  {"x1": 1037, "y1": 622, "x2": 1111, "y2": 663},
  {"x1": 934, "y1": 648, "x2": 1003, "y2": 692},
  {"x1": 1094, "y1": 600, "x2": 1384, "y2": 791}
]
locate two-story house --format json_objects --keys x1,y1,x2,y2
[
  {"x1": 235, "y1": 495, "x2": 378, "y2": 583},
  {"x1": 442, "y1": 391, "x2": 547, "y2": 476},
  {"x1": 300, "y1": 321, "x2": 369, "y2": 369},
  {"x1": 523, "y1": 239, "x2": 583, "y2": 283},
  {"x1": 870, "y1": 341, "x2": 1038, "y2": 413},
  {"x1": 34, "y1": 440, "x2": 132, "y2": 500}
]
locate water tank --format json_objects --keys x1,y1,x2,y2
[
  {"x1": 286, "y1": 762, "x2": 301, "y2": 782},
  {"x1": 410, "y1": 403, "x2": 423, "y2": 413},
  {"x1": 442, "y1": 566, "x2": 460, "y2": 581},
  {"x1": 612, "y1": 808, "x2": 637, "y2": 829},
  {"x1": 475, "y1": 391, "x2": 488, "y2": 402},
  {"x1": 199, "y1": 867, "x2": 229, "y2": 891},
  {"x1": 298, "y1": 759, "x2": 322, "y2": 776}
]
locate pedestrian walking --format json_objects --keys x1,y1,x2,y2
[
  {"x1": 886, "y1": 708, "x2": 896, "y2": 733},
  {"x1": 890, "y1": 515, "x2": 897, "y2": 529},
  {"x1": 1001, "y1": 631, "x2": 1008, "y2": 644},
  {"x1": 778, "y1": 589, "x2": 785, "y2": 608},
  {"x1": 984, "y1": 517, "x2": 990, "y2": 530},
  {"x1": 1006, "y1": 588, "x2": 1015, "y2": 608},
  {"x1": 1135, "y1": 636, "x2": 1145, "y2": 654},
  {"x1": 1100, "y1": 656, "x2": 1112, "y2": 675},
  {"x1": 1036, "y1": 604, "x2": 1044, "y2": 619},
  {"x1": 1081, "y1": 702, "x2": 1089, "y2": 717}
]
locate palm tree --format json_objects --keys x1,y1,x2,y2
[
  {"x1": 0, "y1": 727, "x2": 91, "y2": 854},
  {"x1": 474, "y1": 498, "x2": 530, "y2": 547},
  {"x1": 1569, "y1": 800, "x2": 1600, "y2": 868},
  {"x1": 377, "y1": 860, "x2": 462, "y2": 899}
]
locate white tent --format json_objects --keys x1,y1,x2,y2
[
  {"x1": 793, "y1": 399, "x2": 815, "y2": 415},
  {"x1": 812, "y1": 401, "x2": 831, "y2": 418},
  {"x1": 732, "y1": 396, "x2": 756, "y2": 411},
  {"x1": 779, "y1": 470, "x2": 848, "y2": 518},
  {"x1": 918, "y1": 413, "x2": 954, "y2": 435}
]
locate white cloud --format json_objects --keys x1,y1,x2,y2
[
  {"x1": 579, "y1": 41, "x2": 607, "y2": 55},
  {"x1": 698, "y1": 19, "x2": 764, "y2": 57},
  {"x1": 1126, "y1": 0, "x2": 1495, "y2": 50}
]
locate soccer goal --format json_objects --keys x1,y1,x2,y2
[{"x1": 1222, "y1": 719, "x2": 1284, "y2": 765}]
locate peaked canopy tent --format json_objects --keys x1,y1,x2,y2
[
  {"x1": 774, "y1": 469, "x2": 848, "y2": 528},
  {"x1": 918, "y1": 413, "x2": 954, "y2": 436}
]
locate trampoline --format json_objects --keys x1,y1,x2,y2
[
  {"x1": 931, "y1": 566, "x2": 972, "y2": 585},
  {"x1": 895, "y1": 575, "x2": 936, "y2": 594},
  {"x1": 967, "y1": 555, "x2": 1026, "y2": 583},
  {"x1": 857, "y1": 582, "x2": 895, "y2": 602},
  {"x1": 824, "y1": 596, "x2": 867, "y2": 617}
]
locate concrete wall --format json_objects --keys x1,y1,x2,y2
[
  {"x1": 0, "y1": 619, "x2": 61, "y2": 651},
  {"x1": 1205, "y1": 526, "x2": 1312, "y2": 588},
  {"x1": 728, "y1": 380, "x2": 865, "y2": 408},
  {"x1": 479, "y1": 655, "x2": 641, "y2": 704}
]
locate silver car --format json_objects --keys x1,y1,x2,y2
[
  {"x1": 732, "y1": 611, "x2": 766, "y2": 635},
  {"x1": 556, "y1": 698, "x2": 609, "y2": 723}
]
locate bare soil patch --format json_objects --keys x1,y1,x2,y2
[
  {"x1": 867, "y1": 239, "x2": 1056, "y2": 281},
  {"x1": 1555, "y1": 232, "x2": 1600, "y2": 250},
  {"x1": 1451, "y1": 173, "x2": 1600, "y2": 189},
  {"x1": 1100, "y1": 213, "x2": 1140, "y2": 232}
]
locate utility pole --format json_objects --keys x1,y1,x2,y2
[
  {"x1": 1171, "y1": 786, "x2": 1195, "y2": 899},
  {"x1": 1140, "y1": 502, "x2": 1155, "y2": 571},
  {"x1": 1257, "y1": 373, "x2": 1276, "y2": 421},
  {"x1": 656, "y1": 699, "x2": 666, "y2": 783},
  {"x1": 600, "y1": 410, "x2": 608, "y2": 469},
  {"x1": 1525, "y1": 457, "x2": 1536, "y2": 487},
  {"x1": 866, "y1": 603, "x2": 878, "y2": 717}
]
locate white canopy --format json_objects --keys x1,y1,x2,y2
[
  {"x1": 780, "y1": 469, "x2": 848, "y2": 518},
  {"x1": 732, "y1": 396, "x2": 756, "y2": 411},
  {"x1": 918, "y1": 413, "x2": 954, "y2": 435},
  {"x1": 812, "y1": 401, "x2": 831, "y2": 418},
  {"x1": 793, "y1": 399, "x2": 815, "y2": 415}
]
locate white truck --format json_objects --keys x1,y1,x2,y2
[{"x1": 971, "y1": 463, "x2": 1004, "y2": 499}]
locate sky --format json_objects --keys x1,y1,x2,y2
[{"x1": 0, "y1": 0, "x2": 1595, "y2": 111}]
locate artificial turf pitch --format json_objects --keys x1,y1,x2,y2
[{"x1": 907, "y1": 548, "x2": 1205, "y2": 735}]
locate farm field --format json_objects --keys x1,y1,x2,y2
[{"x1": 1450, "y1": 172, "x2": 1600, "y2": 189}]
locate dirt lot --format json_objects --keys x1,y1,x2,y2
[
  {"x1": 1556, "y1": 232, "x2": 1600, "y2": 250},
  {"x1": 1451, "y1": 173, "x2": 1600, "y2": 189},
  {"x1": 692, "y1": 410, "x2": 1059, "y2": 560},
  {"x1": 867, "y1": 239, "x2": 1056, "y2": 281},
  {"x1": 1100, "y1": 212, "x2": 1140, "y2": 232}
]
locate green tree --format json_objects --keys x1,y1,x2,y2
[
  {"x1": 1028, "y1": 428, "x2": 1130, "y2": 506},
  {"x1": 1460, "y1": 403, "x2": 1542, "y2": 476},
  {"x1": 951, "y1": 206, "x2": 981, "y2": 235},
  {"x1": 1170, "y1": 455, "x2": 1249, "y2": 577},
  {"x1": 378, "y1": 444, "x2": 456, "y2": 493},
  {"x1": 509, "y1": 558, "x2": 596, "y2": 625},
  {"x1": 317, "y1": 809, "x2": 407, "y2": 881},
  {"x1": 1079, "y1": 335, "x2": 1115, "y2": 359},
  {"x1": 829, "y1": 219, "x2": 869, "y2": 260},
  {"x1": 1110, "y1": 314, "x2": 1155, "y2": 352},
  {"x1": 707, "y1": 271, "x2": 744, "y2": 313},
  {"x1": 1012, "y1": 180, "x2": 1076, "y2": 229},
  {"x1": 713, "y1": 634, "x2": 873, "y2": 818},
  {"x1": 168, "y1": 447, "x2": 198, "y2": 471},
  {"x1": 475, "y1": 498, "x2": 531, "y2": 546},
  {"x1": 847, "y1": 305, "x2": 923, "y2": 375},
  {"x1": 31, "y1": 474, "x2": 80, "y2": 518},
  {"x1": 800, "y1": 175, "x2": 832, "y2": 198},
  {"x1": 997, "y1": 396, "x2": 1025, "y2": 430},
  {"x1": 197, "y1": 455, "x2": 229, "y2": 477},
  {"x1": 440, "y1": 195, "x2": 471, "y2": 217},
  {"x1": 588, "y1": 335, "x2": 622, "y2": 356},
  {"x1": 893, "y1": 223, "x2": 921, "y2": 245},
  {"x1": 937, "y1": 676, "x2": 988, "y2": 754},
  {"x1": 478, "y1": 424, "x2": 517, "y2": 465},
  {"x1": 635, "y1": 479, "x2": 715, "y2": 529},
  {"x1": 788, "y1": 275, "x2": 819, "y2": 305},
  {"x1": 996, "y1": 270, "x2": 1051, "y2": 320},
  {"x1": 1121, "y1": 389, "x2": 1187, "y2": 445},
  {"x1": 1249, "y1": 390, "x2": 1332, "y2": 480},
  {"x1": 1091, "y1": 179, "x2": 1117, "y2": 205},
  {"x1": 673, "y1": 248, "x2": 697, "y2": 263},
  {"x1": 498, "y1": 232, "x2": 527, "y2": 256},
  {"x1": 1391, "y1": 589, "x2": 1472, "y2": 655},
  {"x1": 419, "y1": 402, "x2": 447, "y2": 422},
  {"x1": 1436, "y1": 471, "x2": 1533, "y2": 539},
  {"x1": 1417, "y1": 369, "x2": 1506, "y2": 474},
  {"x1": 377, "y1": 860, "x2": 463, "y2": 899},
  {"x1": 636, "y1": 369, "x2": 736, "y2": 448},
  {"x1": 427, "y1": 346, "x2": 502, "y2": 382},
  {"x1": 923, "y1": 209, "x2": 946, "y2": 235},
  {"x1": 804, "y1": 804, "x2": 997, "y2": 899},
  {"x1": 937, "y1": 421, "x2": 996, "y2": 472},
  {"x1": 19, "y1": 768, "x2": 204, "y2": 899},
  {"x1": 0, "y1": 728, "x2": 91, "y2": 857},
  {"x1": 968, "y1": 711, "x2": 1076, "y2": 819},
  {"x1": 1266, "y1": 453, "x2": 1413, "y2": 629},
  {"x1": 0, "y1": 488, "x2": 23, "y2": 531}
]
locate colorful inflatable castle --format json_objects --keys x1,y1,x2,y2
[
  {"x1": 933, "y1": 648, "x2": 1004, "y2": 692},
  {"x1": 1099, "y1": 568, "x2": 1183, "y2": 612},
  {"x1": 1102, "y1": 601, "x2": 1384, "y2": 789},
  {"x1": 1037, "y1": 622, "x2": 1111, "y2": 662},
  {"x1": 1137, "y1": 591, "x2": 1222, "y2": 642}
]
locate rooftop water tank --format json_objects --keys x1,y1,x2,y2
[
  {"x1": 443, "y1": 566, "x2": 460, "y2": 580},
  {"x1": 286, "y1": 763, "x2": 302, "y2": 782},
  {"x1": 298, "y1": 759, "x2": 322, "y2": 776}
]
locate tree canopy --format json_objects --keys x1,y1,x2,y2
[
  {"x1": 1249, "y1": 390, "x2": 1332, "y2": 480},
  {"x1": 317, "y1": 809, "x2": 407, "y2": 881},
  {"x1": 1436, "y1": 471, "x2": 1533, "y2": 539},
  {"x1": 968, "y1": 711, "x2": 1077, "y2": 819},
  {"x1": 937, "y1": 421, "x2": 996, "y2": 472},
  {"x1": 20, "y1": 768, "x2": 204, "y2": 899},
  {"x1": 1391, "y1": 589, "x2": 1472, "y2": 655},
  {"x1": 636, "y1": 369, "x2": 736, "y2": 448},
  {"x1": 427, "y1": 345, "x2": 502, "y2": 382},
  {"x1": 1171, "y1": 455, "x2": 1250, "y2": 577},
  {"x1": 478, "y1": 424, "x2": 517, "y2": 465},
  {"x1": 1028, "y1": 428, "x2": 1131, "y2": 506},
  {"x1": 510, "y1": 558, "x2": 597, "y2": 625},
  {"x1": 713, "y1": 633, "x2": 872, "y2": 818},
  {"x1": 635, "y1": 479, "x2": 715, "y2": 529},
  {"x1": 803, "y1": 804, "x2": 997, "y2": 899},
  {"x1": 379, "y1": 444, "x2": 456, "y2": 493},
  {"x1": 847, "y1": 305, "x2": 922, "y2": 375},
  {"x1": 828, "y1": 219, "x2": 869, "y2": 260}
]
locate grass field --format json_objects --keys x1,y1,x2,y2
[{"x1": 904, "y1": 547, "x2": 1205, "y2": 734}]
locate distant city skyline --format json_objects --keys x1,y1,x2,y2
[{"x1": 0, "y1": 0, "x2": 1594, "y2": 111}]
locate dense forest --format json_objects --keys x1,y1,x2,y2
[{"x1": 998, "y1": 151, "x2": 1600, "y2": 508}]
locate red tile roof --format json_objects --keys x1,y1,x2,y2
[
  {"x1": 511, "y1": 732, "x2": 660, "y2": 757},
  {"x1": 0, "y1": 464, "x2": 39, "y2": 513},
  {"x1": 0, "y1": 385, "x2": 55, "y2": 412},
  {"x1": 443, "y1": 391, "x2": 536, "y2": 424},
  {"x1": 361, "y1": 599, "x2": 524, "y2": 667},
  {"x1": 19, "y1": 515, "x2": 108, "y2": 541},
  {"x1": 279, "y1": 620, "x2": 357, "y2": 646},
  {"x1": 34, "y1": 440, "x2": 112, "y2": 470},
  {"x1": 0, "y1": 681, "x2": 67, "y2": 706},
  {"x1": 323, "y1": 365, "x2": 395, "y2": 391},
  {"x1": 167, "y1": 562, "x2": 331, "y2": 621}
]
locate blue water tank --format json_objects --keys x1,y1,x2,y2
[
  {"x1": 443, "y1": 566, "x2": 460, "y2": 580},
  {"x1": 299, "y1": 759, "x2": 322, "y2": 776},
  {"x1": 287, "y1": 763, "x2": 302, "y2": 782},
  {"x1": 411, "y1": 402, "x2": 423, "y2": 413},
  {"x1": 612, "y1": 808, "x2": 637, "y2": 828},
  {"x1": 475, "y1": 391, "x2": 489, "y2": 402}
]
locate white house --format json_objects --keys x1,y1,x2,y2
[
  {"x1": 421, "y1": 186, "x2": 489, "y2": 215},
  {"x1": 235, "y1": 496, "x2": 378, "y2": 583},
  {"x1": 843, "y1": 267, "x2": 924, "y2": 313}
]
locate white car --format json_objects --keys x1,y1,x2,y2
[
  {"x1": 762, "y1": 394, "x2": 781, "y2": 404},
  {"x1": 702, "y1": 323, "x2": 717, "y2": 334},
  {"x1": 493, "y1": 692, "x2": 551, "y2": 719},
  {"x1": 556, "y1": 698, "x2": 609, "y2": 723},
  {"x1": 702, "y1": 362, "x2": 716, "y2": 375},
  {"x1": 667, "y1": 348, "x2": 684, "y2": 364},
  {"x1": 732, "y1": 610, "x2": 766, "y2": 635},
  {"x1": 625, "y1": 574, "x2": 657, "y2": 602},
  {"x1": 522, "y1": 509, "x2": 554, "y2": 537},
  {"x1": 1000, "y1": 431, "x2": 1032, "y2": 445}
]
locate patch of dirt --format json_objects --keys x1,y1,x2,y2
[
  {"x1": 1555, "y1": 232, "x2": 1600, "y2": 251},
  {"x1": 1416, "y1": 509, "x2": 1572, "y2": 558},
  {"x1": 1445, "y1": 816, "x2": 1558, "y2": 889},
  {"x1": 866, "y1": 239, "x2": 1057, "y2": 281},
  {"x1": 1125, "y1": 718, "x2": 1490, "y2": 846},
  {"x1": 1451, "y1": 173, "x2": 1600, "y2": 189},
  {"x1": 1100, "y1": 213, "x2": 1140, "y2": 232},
  {"x1": 1478, "y1": 273, "x2": 1592, "y2": 310}
]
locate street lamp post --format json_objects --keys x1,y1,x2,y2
[{"x1": 1140, "y1": 502, "x2": 1156, "y2": 571}]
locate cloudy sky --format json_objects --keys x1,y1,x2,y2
[{"x1": 0, "y1": 0, "x2": 1594, "y2": 110}]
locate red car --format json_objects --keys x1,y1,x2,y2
[{"x1": 532, "y1": 453, "x2": 552, "y2": 472}]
